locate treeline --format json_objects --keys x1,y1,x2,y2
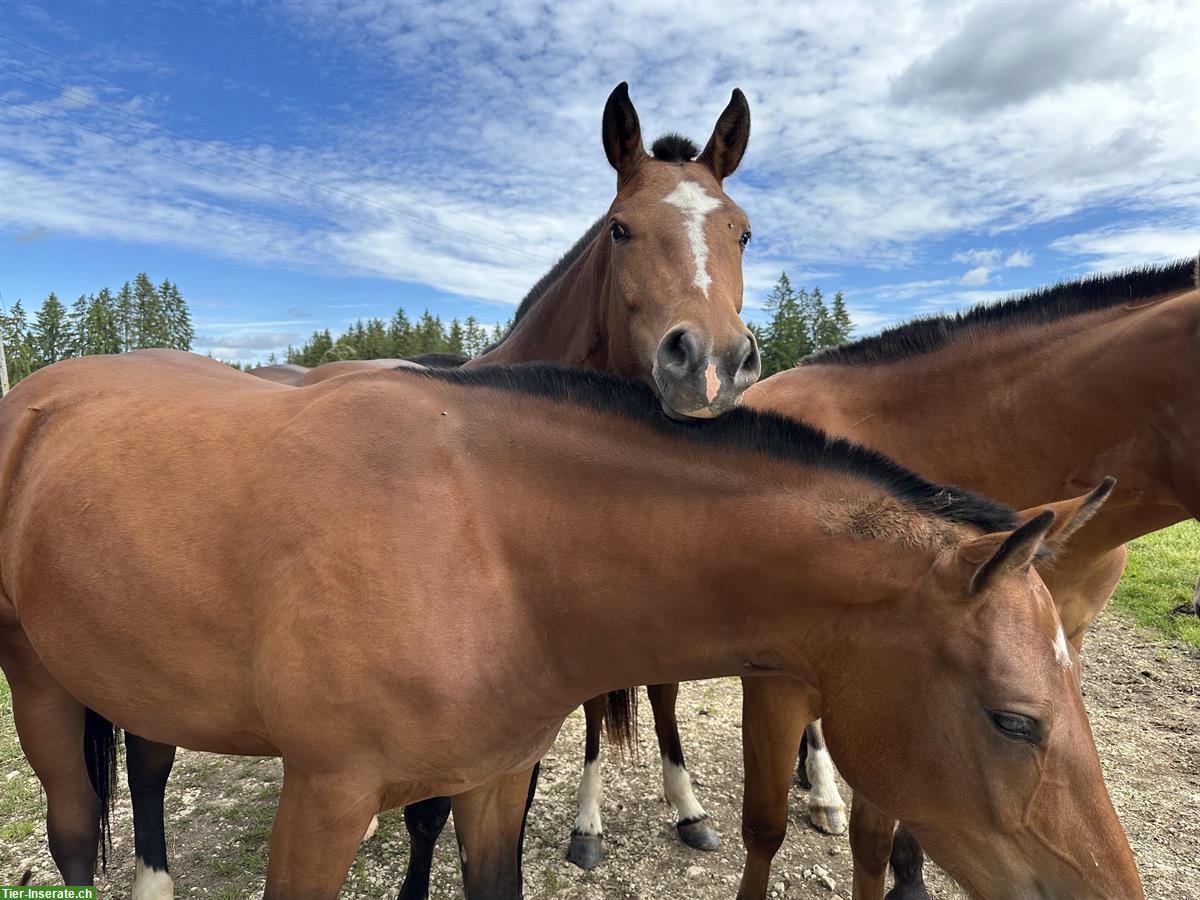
[
  {"x1": 752, "y1": 272, "x2": 853, "y2": 377},
  {"x1": 286, "y1": 310, "x2": 512, "y2": 367},
  {"x1": 1, "y1": 273, "x2": 193, "y2": 385},
  {"x1": 288, "y1": 274, "x2": 852, "y2": 375}
]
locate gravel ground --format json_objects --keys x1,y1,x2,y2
[{"x1": 5, "y1": 608, "x2": 1199, "y2": 898}]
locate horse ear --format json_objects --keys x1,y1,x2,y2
[
  {"x1": 962, "y1": 510, "x2": 1056, "y2": 596},
  {"x1": 1015, "y1": 477, "x2": 1116, "y2": 559},
  {"x1": 602, "y1": 82, "x2": 646, "y2": 185},
  {"x1": 698, "y1": 88, "x2": 750, "y2": 182}
]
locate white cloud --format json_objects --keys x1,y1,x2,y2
[
  {"x1": 1, "y1": 0, "x2": 1196, "y2": 328},
  {"x1": 960, "y1": 265, "x2": 991, "y2": 286},
  {"x1": 1049, "y1": 224, "x2": 1199, "y2": 272}
]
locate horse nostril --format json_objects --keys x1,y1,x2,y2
[
  {"x1": 657, "y1": 326, "x2": 704, "y2": 373},
  {"x1": 734, "y1": 333, "x2": 760, "y2": 378}
]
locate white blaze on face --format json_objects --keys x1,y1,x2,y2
[
  {"x1": 663, "y1": 180, "x2": 722, "y2": 298},
  {"x1": 1052, "y1": 625, "x2": 1073, "y2": 670}
]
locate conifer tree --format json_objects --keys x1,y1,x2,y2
[
  {"x1": 445, "y1": 319, "x2": 465, "y2": 356},
  {"x1": 759, "y1": 272, "x2": 809, "y2": 376},
  {"x1": 159, "y1": 279, "x2": 194, "y2": 351},
  {"x1": 115, "y1": 281, "x2": 135, "y2": 352},
  {"x1": 67, "y1": 294, "x2": 91, "y2": 359},
  {"x1": 84, "y1": 288, "x2": 122, "y2": 355},
  {"x1": 2, "y1": 300, "x2": 35, "y2": 384},
  {"x1": 387, "y1": 309, "x2": 416, "y2": 357},
  {"x1": 461, "y1": 316, "x2": 487, "y2": 357},
  {"x1": 134, "y1": 273, "x2": 167, "y2": 349},
  {"x1": 829, "y1": 291, "x2": 853, "y2": 344},
  {"x1": 33, "y1": 291, "x2": 70, "y2": 369},
  {"x1": 414, "y1": 310, "x2": 447, "y2": 354}
]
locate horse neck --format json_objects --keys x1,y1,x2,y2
[
  {"x1": 474, "y1": 235, "x2": 612, "y2": 369},
  {"x1": 775, "y1": 292, "x2": 1200, "y2": 547},
  {"x1": 482, "y1": 419, "x2": 933, "y2": 706}
]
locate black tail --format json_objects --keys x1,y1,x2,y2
[
  {"x1": 602, "y1": 688, "x2": 639, "y2": 757},
  {"x1": 83, "y1": 708, "x2": 120, "y2": 871}
]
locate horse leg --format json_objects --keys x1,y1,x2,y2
[
  {"x1": 566, "y1": 695, "x2": 606, "y2": 869},
  {"x1": 451, "y1": 763, "x2": 539, "y2": 900},
  {"x1": 0, "y1": 622, "x2": 101, "y2": 884},
  {"x1": 647, "y1": 682, "x2": 719, "y2": 851},
  {"x1": 263, "y1": 768, "x2": 379, "y2": 900},
  {"x1": 397, "y1": 796, "x2": 452, "y2": 900},
  {"x1": 1193, "y1": 570, "x2": 1199, "y2": 618},
  {"x1": 124, "y1": 733, "x2": 177, "y2": 899},
  {"x1": 795, "y1": 726, "x2": 810, "y2": 788},
  {"x1": 803, "y1": 720, "x2": 847, "y2": 834},
  {"x1": 849, "y1": 792, "x2": 895, "y2": 900},
  {"x1": 736, "y1": 676, "x2": 808, "y2": 900},
  {"x1": 885, "y1": 823, "x2": 930, "y2": 900}
]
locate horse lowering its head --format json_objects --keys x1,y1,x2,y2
[
  {"x1": 478, "y1": 83, "x2": 759, "y2": 418},
  {"x1": 821, "y1": 481, "x2": 1139, "y2": 897}
]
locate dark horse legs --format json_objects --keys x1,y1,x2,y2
[
  {"x1": 124, "y1": 733, "x2": 177, "y2": 898},
  {"x1": 886, "y1": 824, "x2": 930, "y2": 900},
  {"x1": 397, "y1": 796, "x2": 452, "y2": 900},
  {"x1": 0, "y1": 619, "x2": 100, "y2": 886}
]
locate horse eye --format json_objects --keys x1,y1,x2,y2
[
  {"x1": 610, "y1": 221, "x2": 629, "y2": 242},
  {"x1": 989, "y1": 711, "x2": 1041, "y2": 745},
  {"x1": 740, "y1": 230, "x2": 751, "y2": 249}
]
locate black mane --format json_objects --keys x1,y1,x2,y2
[
  {"x1": 805, "y1": 258, "x2": 1195, "y2": 368},
  {"x1": 651, "y1": 132, "x2": 700, "y2": 162},
  {"x1": 410, "y1": 362, "x2": 1018, "y2": 534}
]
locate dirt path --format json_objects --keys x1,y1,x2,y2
[{"x1": 5, "y1": 608, "x2": 1199, "y2": 898}]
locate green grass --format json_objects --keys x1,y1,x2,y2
[{"x1": 1108, "y1": 520, "x2": 1200, "y2": 648}]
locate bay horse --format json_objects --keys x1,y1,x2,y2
[
  {"x1": 80, "y1": 81, "x2": 761, "y2": 896},
  {"x1": 720, "y1": 259, "x2": 1198, "y2": 898},
  {"x1": 0, "y1": 351, "x2": 1141, "y2": 899}
]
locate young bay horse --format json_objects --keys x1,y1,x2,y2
[
  {"x1": 81, "y1": 80, "x2": 761, "y2": 896},
  {"x1": 720, "y1": 259, "x2": 1198, "y2": 898},
  {"x1": 0, "y1": 351, "x2": 1141, "y2": 899}
]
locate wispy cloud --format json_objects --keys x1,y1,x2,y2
[{"x1": 1, "y1": 0, "x2": 1196, "y2": 360}]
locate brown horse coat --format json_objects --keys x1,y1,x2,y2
[{"x1": 0, "y1": 351, "x2": 1140, "y2": 898}]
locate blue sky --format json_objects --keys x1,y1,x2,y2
[{"x1": 1, "y1": 0, "x2": 1197, "y2": 365}]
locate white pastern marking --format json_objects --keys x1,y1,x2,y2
[
  {"x1": 1052, "y1": 625, "x2": 1073, "y2": 670},
  {"x1": 704, "y1": 362, "x2": 720, "y2": 402},
  {"x1": 573, "y1": 755, "x2": 604, "y2": 836},
  {"x1": 661, "y1": 756, "x2": 707, "y2": 823},
  {"x1": 805, "y1": 746, "x2": 845, "y2": 813},
  {"x1": 663, "y1": 180, "x2": 722, "y2": 298},
  {"x1": 132, "y1": 857, "x2": 174, "y2": 900}
]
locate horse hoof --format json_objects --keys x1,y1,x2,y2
[
  {"x1": 361, "y1": 814, "x2": 379, "y2": 843},
  {"x1": 885, "y1": 885, "x2": 931, "y2": 900},
  {"x1": 677, "y1": 816, "x2": 720, "y2": 851},
  {"x1": 566, "y1": 832, "x2": 603, "y2": 870},
  {"x1": 809, "y1": 803, "x2": 847, "y2": 835}
]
